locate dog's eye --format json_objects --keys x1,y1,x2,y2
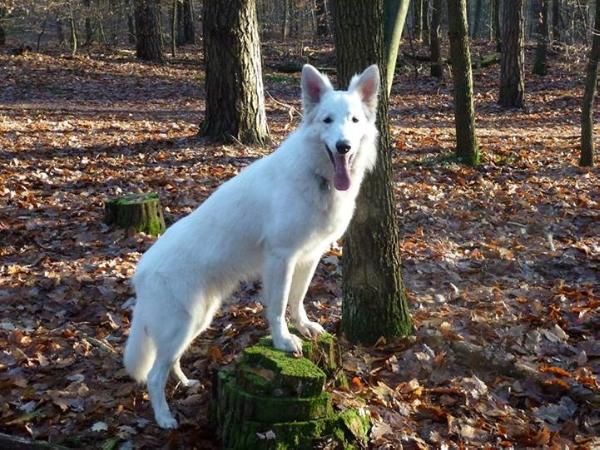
[
  {"x1": 323, "y1": 117, "x2": 333, "y2": 124},
  {"x1": 352, "y1": 117, "x2": 359, "y2": 123}
]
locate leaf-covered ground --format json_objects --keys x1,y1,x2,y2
[{"x1": 0, "y1": 42, "x2": 598, "y2": 449}]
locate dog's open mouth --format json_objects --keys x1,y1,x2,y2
[{"x1": 325, "y1": 146, "x2": 354, "y2": 191}]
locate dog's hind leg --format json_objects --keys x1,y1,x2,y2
[
  {"x1": 146, "y1": 306, "x2": 197, "y2": 429},
  {"x1": 171, "y1": 298, "x2": 221, "y2": 389},
  {"x1": 288, "y1": 258, "x2": 326, "y2": 338}
]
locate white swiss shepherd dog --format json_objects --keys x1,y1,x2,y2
[{"x1": 123, "y1": 64, "x2": 380, "y2": 428}]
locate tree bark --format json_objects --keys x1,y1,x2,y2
[
  {"x1": 423, "y1": 0, "x2": 430, "y2": 45},
  {"x1": 473, "y1": 0, "x2": 483, "y2": 38},
  {"x1": 315, "y1": 0, "x2": 329, "y2": 37},
  {"x1": 171, "y1": 0, "x2": 177, "y2": 57},
  {"x1": 414, "y1": 0, "x2": 424, "y2": 41},
  {"x1": 492, "y1": 0, "x2": 501, "y2": 51},
  {"x1": 0, "y1": 6, "x2": 6, "y2": 46},
  {"x1": 83, "y1": 0, "x2": 94, "y2": 46},
  {"x1": 383, "y1": 0, "x2": 411, "y2": 94},
  {"x1": 499, "y1": 0, "x2": 525, "y2": 107},
  {"x1": 447, "y1": 0, "x2": 480, "y2": 165},
  {"x1": 69, "y1": 4, "x2": 78, "y2": 56},
  {"x1": 552, "y1": 0, "x2": 560, "y2": 41},
  {"x1": 134, "y1": 0, "x2": 164, "y2": 63},
  {"x1": 334, "y1": 0, "x2": 413, "y2": 344},
  {"x1": 430, "y1": 0, "x2": 443, "y2": 78},
  {"x1": 178, "y1": 0, "x2": 195, "y2": 44},
  {"x1": 533, "y1": 0, "x2": 549, "y2": 75},
  {"x1": 580, "y1": 0, "x2": 600, "y2": 166},
  {"x1": 201, "y1": 0, "x2": 270, "y2": 145},
  {"x1": 282, "y1": 0, "x2": 290, "y2": 40},
  {"x1": 56, "y1": 17, "x2": 65, "y2": 46}
]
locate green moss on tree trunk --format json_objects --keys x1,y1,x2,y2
[{"x1": 104, "y1": 193, "x2": 166, "y2": 236}]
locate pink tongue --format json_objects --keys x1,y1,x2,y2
[{"x1": 333, "y1": 153, "x2": 351, "y2": 191}]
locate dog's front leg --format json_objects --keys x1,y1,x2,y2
[
  {"x1": 263, "y1": 251, "x2": 303, "y2": 354},
  {"x1": 289, "y1": 259, "x2": 326, "y2": 338}
]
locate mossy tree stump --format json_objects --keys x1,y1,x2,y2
[
  {"x1": 214, "y1": 332, "x2": 370, "y2": 449},
  {"x1": 104, "y1": 193, "x2": 166, "y2": 236}
]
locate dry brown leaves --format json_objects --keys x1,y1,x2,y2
[{"x1": 0, "y1": 41, "x2": 598, "y2": 449}]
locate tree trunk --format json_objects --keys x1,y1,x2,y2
[
  {"x1": 414, "y1": 0, "x2": 423, "y2": 41},
  {"x1": 180, "y1": 0, "x2": 195, "y2": 44},
  {"x1": 580, "y1": 0, "x2": 600, "y2": 166},
  {"x1": 282, "y1": 0, "x2": 290, "y2": 40},
  {"x1": 104, "y1": 193, "x2": 166, "y2": 236},
  {"x1": 533, "y1": 0, "x2": 549, "y2": 75},
  {"x1": 69, "y1": 5, "x2": 78, "y2": 56},
  {"x1": 315, "y1": 0, "x2": 329, "y2": 37},
  {"x1": 134, "y1": 0, "x2": 164, "y2": 63},
  {"x1": 447, "y1": 0, "x2": 480, "y2": 165},
  {"x1": 423, "y1": 0, "x2": 430, "y2": 45},
  {"x1": 56, "y1": 17, "x2": 65, "y2": 46},
  {"x1": 127, "y1": 14, "x2": 136, "y2": 44},
  {"x1": 171, "y1": 0, "x2": 177, "y2": 57},
  {"x1": 383, "y1": 0, "x2": 411, "y2": 94},
  {"x1": 334, "y1": 0, "x2": 413, "y2": 344},
  {"x1": 499, "y1": 0, "x2": 524, "y2": 107},
  {"x1": 473, "y1": 0, "x2": 483, "y2": 38},
  {"x1": 552, "y1": 0, "x2": 560, "y2": 41},
  {"x1": 0, "y1": 6, "x2": 5, "y2": 46},
  {"x1": 201, "y1": 0, "x2": 270, "y2": 145},
  {"x1": 492, "y1": 0, "x2": 501, "y2": 51},
  {"x1": 430, "y1": 0, "x2": 443, "y2": 78},
  {"x1": 83, "y1": 0, "x2": 94, "y2": 46}
]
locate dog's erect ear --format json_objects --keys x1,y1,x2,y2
[
  {"x1": 301, "y1": 64, "x2": 333, "y2": 114},
  {"x1": 349, "y1": 64, "x2": 380, "y2": 117}
]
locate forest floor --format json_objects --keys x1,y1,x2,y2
[{"x1": 0, "y1": 40, "x2": 599, "y2": 449}]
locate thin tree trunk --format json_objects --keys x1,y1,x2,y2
[
  {"x1": 580, "y1": 0, "x2": 600, "y2": 166},
  {"x1": 182, "y1": 0, "x2": 195, "y2": 44},
  {"x1": 134, "y1": 0, "x2": 163, "y2": 63},
  {"x1": 171, "y1": 0, "x2": 177, "y2": 57},
  {"x1": 335, "y1": 0, "x2": 413, "y2": 344},
  {"x1": 282, "y1": 0, "x2": 290, "y2": 40},
  {"x1": 473, "y1": 0, "x2": 483, "y2": 38},
  {"x1": 315, "y1": 0, "x2": 329, "y2": 37},
  {"x1": 56, "y1": 17, "x2": 65, "y2": 46},
  {"x1": 201, "y1": 0, "x2": 270, "y2": 145},
  {"x1": 423, "y1": 0, "x2": 430, "y2": 45},
  {"x1": 83, "y1": 0, "x2": 94, "y2": 46},
  {"x1": 552, "y1": 0, "x2": 560, "y2": 41},
  {"x1": 0, "y1": 6, "x2": 6, "y2": 46},
  {"x1": 383, "y1": 0, "x2": 411, "y2": 94},
  {"x1": 414, "y1": 0, "x2": 423, "y2": 41},
  {"x1": 447, "y1": 0, "x2": 480, "y2": 165},
  {"x1": 430, "y1": 0, "x2": 443, "y2": 78},
  {"x1": 127, "y1": 14, "x2": 136, "y2": 44},
  {"x1": 69, "y1": 3, "x2": 78, "y2": 56},
  {"x1": 533, "y1": 0, "x2": 550, "y2": 75},
  {"x1": 499, "y1": 0, "x2": 525, "y2": 107},
  {"x1": 493, "y1": 0, "x2": 501, "y2": 51}
]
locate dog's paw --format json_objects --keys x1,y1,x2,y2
[
  {"x1": 273, "y1": 333, "x2": 304, "y2": 355},
  {"x1": 296, "y1": 320, "x2": 326, "y2": 339},
  {"x1": 182, "y1": 378, "x2": 200, "y2": 388},
  {"x1": 155, "y1": 413, "x2": 178, "y2": 429}
]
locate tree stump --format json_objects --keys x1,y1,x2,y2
[
  {"x1": 104, "y1": 193, "x2": 166, "y2": 236},
  {"x1": 213, "y1": 332, "x2": 370, "y2": 449}
]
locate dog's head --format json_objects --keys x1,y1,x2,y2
[{"x1": 301, "y1": 64, "x2": 379, "y2": 191}]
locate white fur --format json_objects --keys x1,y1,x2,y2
[{"x1": 123, "y1": 64, "x2": 380, "y2": 429}]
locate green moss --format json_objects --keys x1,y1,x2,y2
[
  {"x1": 222, "y1": 378, "x2": 332, "y2": 423},
  {"x1": 104, "y1": 192, "x2": 165, "y2": 236},
  {"x1": 241, "y1": 344, "x2": 326, "y2": 397}
]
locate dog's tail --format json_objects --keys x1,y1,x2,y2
[{"x1": 123, "y1": 311, "x2": 155, "y2": 383}]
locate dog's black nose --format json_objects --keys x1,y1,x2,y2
[{"x1": 336, "y1": 140, "x2": 351, "y2": 154}]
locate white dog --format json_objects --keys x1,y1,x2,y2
[{"x1": 123, "y1": 64, "x2": 380, "y2": 428}]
